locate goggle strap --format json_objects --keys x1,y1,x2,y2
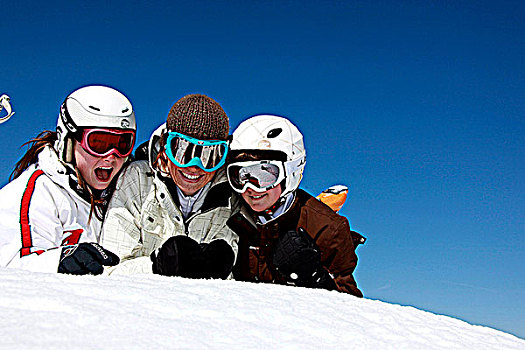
[{"x1": 284, "y1": 157, "x2": 305, "y2": 177}]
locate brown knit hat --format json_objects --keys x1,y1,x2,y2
[{"x1": 166, "y1": 94, "x2": 229, "y2": 140}]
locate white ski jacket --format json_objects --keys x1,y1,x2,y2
[
  {"x1": 100, "y1": 160, "x2": 240, "y2": 275},
  {"x1": 0, "y1": 146, "x2": 102, "y2": 272}
]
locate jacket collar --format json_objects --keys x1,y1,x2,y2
[
  {"x1": 232, "y1": 189, "x2": 305, "y2": 238},
  {"x1": 156, "y1": 167, "x2": 235, "y2": 220},
  {"x1": 38, "y1": 145, "x2": 113, "y2": 208}
]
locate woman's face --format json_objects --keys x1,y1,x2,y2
[
  {"x1": 241, "y1": 184, "x2": 283, "y2": 212},
  {"x1": 167, "y1": 157, "x2": 217, "y2": 196},
  {"x1": 74, "y1": 141, "x2": 126, "y2": 190}
]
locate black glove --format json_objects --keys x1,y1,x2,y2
[
  {"x1": 151, "y1": 236, "x2": 234, "y2": 279},
  {"x1": 201, "y1": 239, "x2": 235, "y2": 279},
  {"x1": 272, "y1": 228, "x2": 337, "y2": 291},
  {"x1": 58, "y1": 242, "x2": 120, "y2": 275},
  {"x1": 151, "y1": 235, "x2": 201, "y2": 277}
]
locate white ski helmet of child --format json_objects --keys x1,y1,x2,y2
[
  {"x1": 56, "y1": 85, "x2": 136, "y2": 165},
  {"x1": 230, "y1": 114, "x2": 306, "y2": 198}
]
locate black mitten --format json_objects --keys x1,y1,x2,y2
[
  {"x1": 151, "y1": 235, "x2": 203, "y2": 277},
  {"x1": 272, "y1": 228, "x2": 336, "y2": 291},
  {"x1": 201, "y1": 239, "x2": 235, "y2": 279},
  {"x1": 151, "y1": 236, "x2": 235, "y2": 279},
  {"x1": 58, "y1": 242, "x2": 120, "y2": 275}
]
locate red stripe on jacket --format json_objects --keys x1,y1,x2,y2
[{"x1": 20, "y1": 169, "x2": 45, "y2": 257}]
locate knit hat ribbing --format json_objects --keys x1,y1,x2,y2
[{"x1": 166, "y1": 94, "x2": 229, "y2": 140}]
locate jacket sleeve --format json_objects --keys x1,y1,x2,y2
[
  {"x1": 185, "y1": 178, "x2": 241, "y2": 261},
  {"x1": 1, "y1": 174, "x2": 68, "y2": 272},
  {"x1": 317, "y1": 216, "x2": 363, "y2": 297},
  {"x1": 188, "y1": 203, "x2": 240, "y2": 261},
  {"x1": 100, "y1": 163, "x2": 154, "y2": 275}
]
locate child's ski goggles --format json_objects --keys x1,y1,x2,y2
[
  {"x1": 165, "y1": 131, "x2": 229, "y2": 172},
  {"x1": 79, "y1": 128, "x2": 136, "y2": 158},
  {"x1": 227, "y1": 160, "x2": 286, "y2": 193}
]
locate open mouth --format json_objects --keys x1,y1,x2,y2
[{"x1": 95, "y1": 167, "x2": 113, "y2": 182}]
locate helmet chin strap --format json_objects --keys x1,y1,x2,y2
[
  {"x1": 65, "y1": 137, "x2": 75, "y2": 164},
  {"x1": 263, "y1": 196, "x2": 287, "y2": 217},
  {"x1": 71, "y1": 166, "x2": 106, "y2": 223},
  {"x1": 257, "y1": 192, "x2": 295, "y2": 225}
]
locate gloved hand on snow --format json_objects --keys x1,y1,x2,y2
[
  {"x1": 58, "y1": 242, "x2": 120, "y2": 275},
  {"x1": 150, "y1": 236, "x2": 234, "y2": 279},
  {"x1": 272, "y1": 228, "x2": 337, "y2": 291},
  {"x1": 200, "y1": 239, "x2": 235, "y2": 279}
]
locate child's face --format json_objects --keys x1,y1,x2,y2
[
  {"x1": 74, "y1": 141, "x2": 126, "y2": 190},
  {"x1": 241, "y1": 184, "x2": 282, "y2": 212}
]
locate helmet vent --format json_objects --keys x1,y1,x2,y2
[
  {"x1": 88, "y1": 105, "x2": 101, "y2": 111},
  {"x1": 267, "y1": 128, "x2": 282, "y2": 138},
  {"x1": 122, "y1": 107, "x2": 129, "y2": 113}
]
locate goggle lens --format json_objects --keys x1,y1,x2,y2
[
  {"x1": 81, "y1": 129, "x2": 135, "y2": 158},
  {"x1": 227, "y1": 162, "x2": 283, "y2": 193},
  {"x1": 165, "y1": 132, "x2": 229, "y2": 172}
]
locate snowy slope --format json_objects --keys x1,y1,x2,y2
[{"x1": 0, "y1": 268, "x2": 523, "y2": 349}]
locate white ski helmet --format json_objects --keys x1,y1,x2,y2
[
  {"x1": 230, "y1": 114, "x2": 306, "y2": 198},
  {"x1": 56, "y1": 85, "x2": 136, "y2": 165}
]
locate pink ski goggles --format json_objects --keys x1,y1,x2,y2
[{"x1": 79, "y1": 128, "x2": 136, "y2": 158}]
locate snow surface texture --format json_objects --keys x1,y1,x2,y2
[{"x1": 1, "y1": 268, "x2": 523, "y2": 349}]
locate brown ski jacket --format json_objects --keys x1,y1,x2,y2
[{"x1": 228, "y1": 189, "x2": 364, "y2": 297}]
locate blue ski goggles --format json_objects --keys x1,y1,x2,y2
[{"x1": 165, "y1": 131, "x2": 229, "y2": 172}]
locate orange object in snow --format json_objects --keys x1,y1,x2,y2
[{"x1": 316, "y1": 185, "x2": 348, "y2": 212}]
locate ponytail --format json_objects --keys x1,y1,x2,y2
[
  {"x1": 10, "y1": 131, "x2": 57, "y2": 181},
  {"x1": 9, "y1": 129, "x2": 116, "y2": 222}
]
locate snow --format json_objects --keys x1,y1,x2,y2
[{"x1": 1, "y1": 268, "x2": 523, "y2": 349}]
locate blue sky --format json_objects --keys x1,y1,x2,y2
[{"x1": 1, "y1": 0, "x2": 524, "y2": 339}]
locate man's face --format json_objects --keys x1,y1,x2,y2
[{"x1": 167, "y1": 158, "x2": 216, "y2": 196}]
